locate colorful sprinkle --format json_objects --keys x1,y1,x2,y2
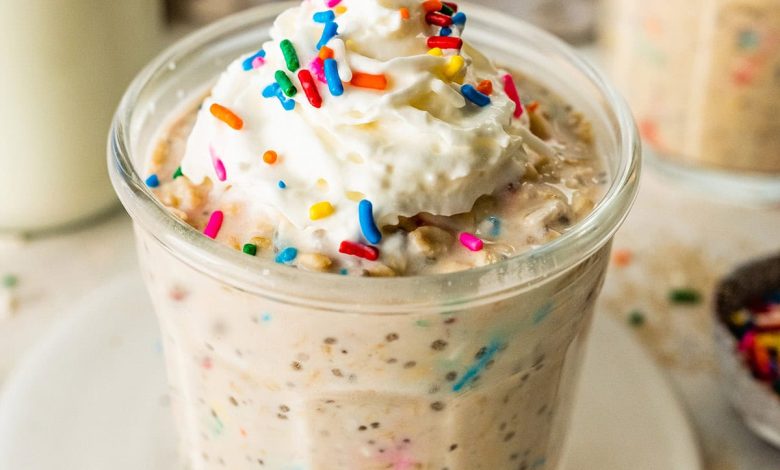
[
  {"x1": 298, "y1": 69, "x2": 323, "y2": 108},
  {"x1": 334, "y1": 5, "x2": 347, "y2": 15},
  {"x1": 318, "y1": 46, "x2": 334, "y2": 60},
  {"x1": 310, "y1": 57, "x2": 327, "y2": 83},
  {"x1": 350, "y1": 72, "x2": 388, "y2": 90},
  {"x1": 422, "y1": 0, "x2": 443, "y2": 13},
  {"x1": 209, "y1": 103, "x2": 244, "y2": 130},
  {"x1": 263, "y1": 83, "x2": 296, "y2": 111},
  {"x1": 263, "y1": 150, "x2": 278, "y2": 165},
  {"x1": 440, "y1": 26, "x2": 452, "y2": 36},
  {"x1": 204, "y1": 211, "x2": 224, "y2": 239},
  {"x1": 172, "y1": 166, "x2": 183, "y2": 179},
  {"x1": 461, "y1": 84, "x2": 491, "y2": 107},
  {"x1": 426, "y1": 11, "x2": 453, "y2": 27},
  {"x1": 276, "y1": 247, "x2": 298, "y2": 264},
  {"x1": 145, "y1": 174, "x2": 160, "y2": 188},
  {"x1": 669, "y1": 288, "x2": 702, "y2": 305},
  {"x1": 209, "y1": 146, "x2": 227, "y2": 181},
  {"x1": 339, "y1": 240, "x2": 379, "y2": 261},
  {"x1": 278, "y1": 180, "x2": 287, "y2": 189},
  {"x1": 477, "y1": 79, "x2": 493, "y2": 95},
  {"x1": 358, "y1": 199, "x2": 382, "y2": 244},
  {"x1": 459, "y1": 232, "x2": 484, "y2": 251},
  {"x1": 280, "y1": 39, "x2": 300, "y2": 72},
  {"x1": 628, "y1": 310, "x2": 646, "y2": 327},
  {"x1": 242, "y1": 49, "x2": 266, "y2": 71},
  {"x1": 451, "y1": 12, "x2": 467, "y2": 26},
  {"x1": 612, "y1": 249, "x2": 633, "y2": 267},
  {"x1": 427, "y1": 47, "x2": 443, "y2": 57},
  {"x1": 443, "y1": 55, "x2": 465, "y2": 80},
  {"x1": 453, "y1": 340, "x2": 501, "y2": 392},
  {"x1": 243, "y1": 243, "x2": 258, "y2": 256},
  {"x1": 324, "y1": 58, "x2": 344, "y2": 96},
  {"x1": 310, "y1": 201, "x2": 335, "y2": 220},
  {"x1": 501, "y1": 74, "x2": 523, "y2": 118},
  {"x1": 399, "y1": 7, "x2": 410, "y2": 20},
  {"x1": 326, "y1": 0, "x2": 342, "y2": 7},
  {"x1": 313, "y1": 10, "x2": 336, "y2": 23},
  {"x1": 427, "y1": 36, "x2": 462, "y2": 50},
  {"x1": 275, "y1": 70, "x2": 297, "y2": 97},
  {"x1": 317, "y1": 21, "x2": 339, "y2": 50},
  {"x1": 443, "y1": 2, "x2": 459, "y2": 12}
]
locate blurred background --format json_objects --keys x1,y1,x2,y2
[{"x1": 0, "y1": 1, "x2": 778, "y2": 469}]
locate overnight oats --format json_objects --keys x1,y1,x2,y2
[
  {"x1": 602, "y1": 0, "x2": 780, "y2": 199},
  {"x1": 109, "y1": 1, "x2": 640, "y2": 469}
]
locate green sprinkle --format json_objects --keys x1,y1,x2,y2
[
  {"x1": 669, "y1": 288, "x2": 702, "y2": 305},
  {"x1": 172, "y1": 166, "x2": 183, "y2": 179},
  {"x1": 242, "y1": 244, "x2": 258, "y2": 256},
  {"x1": 280, "y1": 39, "x2": 300, "y2": 72},
  {"x1": 2, "y1": 274, "x2": 18, "y2": 288},
  {"x1": 440, "y1": 3, "x2": 454, "y2": 15},
  {"x1": 627, "y1": 310, "x2": 645, "y2": 327},
  {"x1": 275, "y1": 70, "x2": 297, "y2": 97}
]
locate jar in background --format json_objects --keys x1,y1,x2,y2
[
  {"x1": 0, "y1": 0, "x2": 164, "y2": 234},
  {"x1": 474, "y1": 0, "x2": 597, "y2": 43},
  {"x1": 602, "y1": 0, "x2": 780, "y2": 202}
]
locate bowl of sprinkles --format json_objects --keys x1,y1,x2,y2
[{"x1": 715, "y1": 253, "x2": 780, "y2": 448}]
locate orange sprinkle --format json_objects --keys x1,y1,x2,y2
[
  {"x1": 612, "y1": 249, "x2": 633, "y2": 267},
  {"x1": 209, "y1": 103, "x2": 243, "y2": 130},
  {"x1": 350, "y1": 72, "x2": 388, "y2": 90},
  {"x1": 318, "y1": 46, "x2": 334, "y2": 60},
  {"x1": 263, "y1": 150, "x2": 278, "y2": 165},
  {"x1": 527, "y1": 101, "x2": 540, "y2": 113},
  {"x1": 399, "y1": 7, "x2": 410, "y2": 19},
  {"x1": 477, "y1": 80, "x2": 493, "y2": 95},
  {"x1": 422, "y1": 0, "x2": 443, "y2": 13}
]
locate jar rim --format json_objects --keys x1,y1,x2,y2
[{"x1": 108, "y1": 1, "x2": 641, "y2": 311}]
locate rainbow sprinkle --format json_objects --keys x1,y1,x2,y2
[
  {"x1": 339, "y1": 241, "x2": 379, "y2": 261},
  {"x1": 209, "y1": 103, "x2": 244, "y2": 130},
  {"x1": 324, "y1": 58, "x2": 344, "y2": 96},
  {"x1": 209, "y1": 146, "x2": 227, "y2": 181},
  {"x1": 280, "y1": 39, "x2": 300, "y2": 72},
  {"x1": 309, "y1": 201, "x2": 335, "y2": 220},
  {"x1": 241, "y1": 49, "x2": 266, "y2": 71},
  {"x1": 326, "y1": 0, "x2": 342, "y2": 7},
  {"x1": 298, "y1": 69, "x2": 323, "y2": 108},
  {"x1": 358, "y1": 199, "x2": 382, "y2": 244},
  {"x1": 262, "y1": 83, "x2": 296, "y2": 111},
  {"x1": 172, "y1": 166, "x2": 183, "y2": 179},
  {"x1": 275, "y1": 70, "x2": 297, "y2": 97},
  {"x1": 452, "y1": 11, "x2": 467, "y2": 26},
  {"x1": 350, "y1": 72, "x2": 388, "y2": 91},
  {"x1": 278, "y1": 180, "x2": 287, "y2": 189},
  {"x1": 317, "y1": 21, "x2": 339, "y2": 50},
  {"x1": 276, "y1": 247, "x2": 298, "y2": 264},
  {"x1": 263, "y1": 150, "x2": 278, "y2": 165},
  {"x1": 243, "y1": 243, "x2": 258, "y2": 256},
  {"x1": 461, "y1": 84, "x2": 491, "y2": 107},
  {"x1": 313, "y1": 10, "x2": 335, "y2": 23},
  {"x1": 459, "y1": 232, "x2": 484, "y2": 251},
  {"x1": 502, "y1": 74, "x2": 523, "y2": 118},
  {"x1": 204, "y1": 211, "x2": 224, "y2": 239},
  {"x1": 427, "y1": 36, "x2": 462, "y2": 50}
]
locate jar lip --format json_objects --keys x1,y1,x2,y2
[{"x1": 108, "y1": 1, "x2": 641, "y2": 309}]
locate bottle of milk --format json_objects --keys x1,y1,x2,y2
[{"x1": 0, "y1": 0, "x2": 164, "y2": 233}]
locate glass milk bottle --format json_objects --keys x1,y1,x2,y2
[
  {"x1": 0, "y1": 0, "x2": 164, "y2": 233},
  {"x1": 602, "y1": 0, "x2": 780, "y2": 203}
]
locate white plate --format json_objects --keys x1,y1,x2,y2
[{"x1": 0, "y1": 273, "x2": 702, "y2": 470}]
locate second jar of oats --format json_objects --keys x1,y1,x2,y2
[{"x1": 603, "y1": 0, "x2": 780, "y2": 190}]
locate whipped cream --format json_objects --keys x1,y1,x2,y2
[{"x1": 181, "y1": 0, "x2": 548, "y2": 254}]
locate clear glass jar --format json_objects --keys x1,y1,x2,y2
[
  {"x1": 109, "y1": 2, "x2": 640, "y2": 469},
  {"x1": 602, "y1": 0, "x2": 780, "y2": 203},
  {"x1": 474, "y1": 0, "x2": 597, "y2": 43}
]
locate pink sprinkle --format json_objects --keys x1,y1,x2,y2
[
  {"x1": 459, "y1": 232, "x2": 484, "y2": 252},
  {"x1": 209, "y1": 145, "x2": 227, "y2": 182},
  {"x1": 251, "y1": 56, "x2": 266, "y2": 68},
  {"x1": 310, "y1": 57, "x2": 327, "y2": 83},
  {"x1": 326, "y1": 0, "x2": 342, "y2": 7},
  {"x1": 738, "y1": 330, "x2": 756, "y2": 353},
  {"x1": 502, "y1": 74, "x2": 523, "y2": 119},
  {"x1": 204, "y1": 210, "x2": 224, "y2": 239}
]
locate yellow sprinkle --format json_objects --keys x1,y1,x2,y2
[
  {"x1": 427, "y1": 47, "x2": 443, "y2": 57},
  {"x1": 346, "y1": 191, "x2": 365, "y2": 202},
  {"x1": 334, "y1": 5, "x2": 347, "y2": 15},
  {"x1": 309, "y1": 201, "x2": 335, "y2": 220},
  {"x1": 444, "y1": 55, "x2": 465, "y2": 81}
]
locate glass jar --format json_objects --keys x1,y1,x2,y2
[
  {"x1": 602, "y1": 0, "x2": 780, "y2": 203},
  {"x1": 0, "y1": 0, "x2": 164, "y2": 233},
  {"x1": 109, "y1": 2, "x2": 640, "y2": 469},
  {"x1": 474, "y1": 0, "x2": 597, "y2": 43}
]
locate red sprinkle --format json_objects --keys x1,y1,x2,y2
[
  {"x1": 426, "y1": 11, "x2": 453, "y2": 27},
  {"x1": 339, "y1": 241, "x2": 379, "y2": 261},
  {"x1": 502, "y1": 74, "x2": 523, "y2": 118},
  {"x1": 298, "y1": 69, "x2": 323, "y2": 108},
  {"x1": 443, "y1": 2, "x2": 459, "y2": 12},
  {"x1": 427, "y1": 36, "x2": 462, "y2": 50}
]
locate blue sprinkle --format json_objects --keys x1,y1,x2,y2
[
  {"x1": 533, "y1": 303, "x2": 553, "y2": 325},
  {"x1": 324, "y1": 58, "x2": 343, "y2": 96},
  {"x1": 452, "y1": 340, "x2": 501, "y2": 392},
  {"x1": 261, "y1": 312, "x2": 272, "y2": 322},
  {"x1": 316, "y1": 21, "x2": 339, "y2": 50},
  {"x1": 275, "y1": 247, "x2": 298, "y2": 264},
  {"x1": 242, "y1": 49, "x2": 266, "y2": 71},
  {"x1": 278, "y1": 180, "x2": 287, "y2": 189},
  {"x1": 488, "y1": 216, "x2": 501, "y2": 237},
  {"x1": 440, "y1": 27, "x2": 452, "y2": 37},
  {"x1": 461, "y1": 84, "x2": 491, "y2": 107},
  {"x1": 358, "y1": 199, "x2": 382, "y2": 244},
  {"x1": 313, "y1": 10, "x2": 336, "y2": 23},
  {"x1": 262, "y1": 83, "x2": 279, "y2": 98},
  {"x1": 262, "y1": 83, "x2": 296, "y2": 111},
  {"x1": 339, "y1": 268, "x2": 349, "y2": 275},
  {"x1": 145, "y1": 174, "x2": 160, "y2": 188},
  {"x1": 452, "y1": 12, "x2": 467, "y2": 26}
]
